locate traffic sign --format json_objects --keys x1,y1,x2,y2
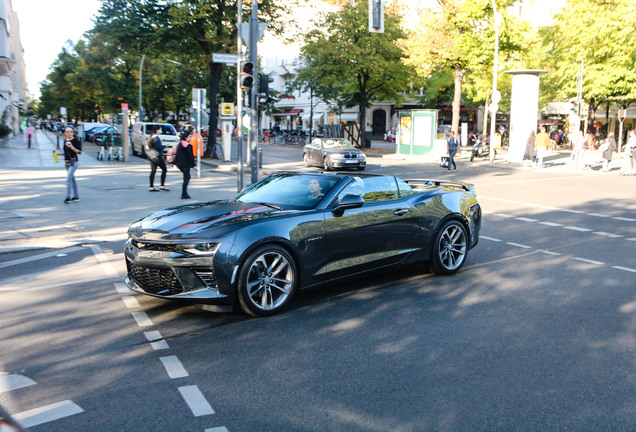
[
  {"x1": 213, "y1": 53, "x2": 239, "y2": 64},
  {"x1": 221, "y1": 103, "x2": 234, "y2": 116}
]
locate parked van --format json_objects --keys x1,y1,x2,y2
[{"x1": 131, "y1": 122, "x2": 179, "y2": 157}]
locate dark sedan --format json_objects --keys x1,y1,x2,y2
[
  {"x1": 91, "y1": 126, "x2": 121, "y2": 145},
  {"x1": 303, "y1": 138, "x2": 367, "y2": 170},
  {"x1": 124, "y1": 171, "x2": 481, "y2": 316}
]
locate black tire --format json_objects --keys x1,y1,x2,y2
[
  {"x1": 237, "y1": 245, "x2": 298, "y2": 317},
  {"x1": 132, "y1": 145, "x2": 138, "y2": 156},
  {"x1": 430, "y1": 219, "x2": 468, "y2": 275},
  {"x1": 470, "y1": 152, "x2": 475, "y2": 162},
  {"x1": 357, "y1": 166, "x2": 365, "y2": 171},
  {"x1": 303, "y1": 153, "x2": 311, "y2": 167}
]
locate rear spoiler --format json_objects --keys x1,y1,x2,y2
[{"x1": 404, "y1": 179, "x2": 475, "y2": 192}]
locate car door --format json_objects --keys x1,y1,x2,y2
[
  {"x1": 321, "y1": 176, "x2": 417, "y2": 279},
  {"x1": 305, "y1": 138, "x2": 320, "y2": 165}
]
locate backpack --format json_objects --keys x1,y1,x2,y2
[{"x1": 166, "y1": 146, "x2": 177, "y2": 164}]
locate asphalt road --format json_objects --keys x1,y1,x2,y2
[{"x1": 1, "y1": 130, "x2": 635, "y2": 431}]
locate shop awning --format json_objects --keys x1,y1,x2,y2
[
  {"x1": 272, "y1": 109, "x2": 303, "y2": 116},
  {"x1": 301, "y1": 113, "x2": 324, "y2": 121}
]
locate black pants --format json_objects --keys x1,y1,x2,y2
[
  {"x1": 149, "y1": 157, "x2": 167, "y2": 188},
  {"x1": 179, "y1": 166, "x2": 191, "y2": 197}
]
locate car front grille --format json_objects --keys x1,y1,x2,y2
[{"x1": 127, "y1": 260, "x2": 183, "y2": 295}]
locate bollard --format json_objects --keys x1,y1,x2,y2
[
  {"x1": 56, "y1": 133, "x2": 60, "y2": 149},
  {"x1": 28, "y1": 136, "x2": 31, "y2": 148},
  {"x1": 258, "y1": 147, "x2": 263, "y2": 168}
]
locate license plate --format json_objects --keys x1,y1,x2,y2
[{"x1": 345, "y1": 160, "x2": 357, "y2": 163}]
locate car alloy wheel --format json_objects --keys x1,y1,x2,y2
[
  {"x1": 238, "y1": 245, "x2": 297, "y2": 316},
  {"x1": 303, "y1": 153, "x2": 311, "y2": 167},
  {"x1": 431, "y1": 220, "x2": 468, "y2": 275},
  {"x1": 323, "y1": 157, "x2": 332, "y2": 171}
]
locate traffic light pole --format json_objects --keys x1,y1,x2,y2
[
  {"x1": 249, "y1": 0, "x2": 259, "y2": 184},
  {"x1": 236, "y1": 0, "x2": 244, "y2": 191}
]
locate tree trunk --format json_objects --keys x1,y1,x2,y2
[
  {"x1": 452, "y1": 66, "x2": 465, "y2": 136},
  {"x1": 205, "y1": 61, "x2": 223, "y2": 158}
]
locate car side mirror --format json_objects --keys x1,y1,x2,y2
[{"x1": 333, "y1": 193, "x2": 364, "y2": 216}]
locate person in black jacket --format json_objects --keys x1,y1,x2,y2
[
  {"x1": 62, "y1": 126, "x2": 82, "y2": 204},
  {"x1": 147, "y1": 126, "x2": 169, "y2": 192},
  {"x1": 175, "y1": 130, "x2": 197, "y2": 199}
]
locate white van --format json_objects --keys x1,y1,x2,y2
[{"x1": 131, "y1": 122, "x2": 179, "y2": 157}]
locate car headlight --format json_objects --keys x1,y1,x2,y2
[{"x1": 176, "y1": 243, "x2": 219, "y2": 256}]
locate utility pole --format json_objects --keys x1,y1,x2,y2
[
  {"x1": 236, "y1": 0, "x2": 244, "y2": 191},
  {"x1": 249, "y1": 0, "x2": 259, "y2": 184},
  {"x1": 489, "y1": 0, "x2": 499, "y2": 164}
]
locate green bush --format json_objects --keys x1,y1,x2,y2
[{"x1": 0, "y1": 123, "x2": 11, "y2": 138}]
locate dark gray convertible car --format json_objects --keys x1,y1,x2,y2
[
  {"x1": 125, "y1": 171, "x2": 481, "y2": 316},
  {"x1": 303, "y1": 137, "x2": 366, "y2": 170}
]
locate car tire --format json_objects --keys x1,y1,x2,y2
[
  {"x1": 237, "y1": 245, "x2": 298, "y2": 317},
  {"x1": 303, "y1": 153, "x2": 311, "y2": 167},
  {"x1": 357, "y1": 166, "x2": 365, "y2": 171},
  {"x1": 430, "y1": 219, "x2": 468, "y2": 275},
  {"x1": 470, "y1": 152, "x2": 475, "y2": 161},
  {"x1": 132, "y1": 145, "x2": 138, "y2": 156},
  {"x1": 323, "y1": 157, "x2": 332, "y2": 171}
]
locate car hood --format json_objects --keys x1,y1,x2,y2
[
  {"x1": 128, "y1": 200, "x2": 283, "y2": 241},
  {"x1": 323, "y1": 146, "x2": 362, "y2": 154}
]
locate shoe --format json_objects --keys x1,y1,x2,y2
[
  {"x1": 71, "y1": 197, "x2": 80, "y2": 202},
  {"x1": 453, "y1": 167, "x2": 457, "y2": 171},
  {"x1": 160, "y1": 187, "x2": 170, "y2": 191},
  {"x1": 64, "y1": 198, "x2": 71, "y2": 204},
  {"x1": 149, "y1": 188, "x2": 160, "y2": 192}
]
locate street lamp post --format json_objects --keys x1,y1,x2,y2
[
  {"x1": 489, "y1": 0, "x2": 499, "y2": 164},
  {"x1": 139, "y1": 54, "x2": 145, "y2": 121}
]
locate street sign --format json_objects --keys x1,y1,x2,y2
[
  {"x1": 121, "y1": 103, "x2": 129, "y2": 111},
  {"x1": 221, "y1": 103, "x2": 234, "y2": 116},
  {"x1": 492, "y1": 90, "x2": 501, "y2": 104},
  {"x1": 239, "y1": 22, "x2": 267, "y2": 50},
  {"x1": 213, "y1": 53, "x2": 239, "y2": 64},
  {"x1": 489, "y1": 102, "x2": 499, "y2": 113}
]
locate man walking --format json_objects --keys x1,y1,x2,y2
[{"x1": 447, "y1": 131, "x2": 459, "y2": 171}]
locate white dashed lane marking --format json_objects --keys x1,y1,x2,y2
[
  {"x1": 121, "y1": 296, "x2": 141, "y2": 309},
  {"x1": 480, "y1": 237, "x2": 635, "y2": 273},
  {"x1": 131, "y1": 312, "x2": 153, "y2": 327},
  {"x1": 0, "y1": 373, "x2": 36, "y2": 392},
  {"x1": 13, "y1": 400, "x2": 84, "y2": 429},
  {"x1": 179, "y1": 385, "x2": 215, "y2": 416},
  {"x1": 160, "y1": 356, "x2": 189, "y2": 379}
]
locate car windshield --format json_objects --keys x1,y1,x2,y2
[
  {"x1": 322, "y1": 139, "x2": 352, "y2": 148},
  {"x1": 236, "y1": 173, "x2": 340, "y2": 210}
]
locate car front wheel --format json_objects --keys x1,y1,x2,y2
[
  {"x1": 237, "y1": 245, "x2": 297, "y2": 316},
  {"x1": 431, "y1": 219, "x2": 468, "y2": 275},
  {"x1": 323, "y1": 157, "x2": 332, "y2": 171},
  {"x1": 303, "y1": 153, "x2": 311, "y2": 167}
]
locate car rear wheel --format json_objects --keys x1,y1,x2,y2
[
  {"x1": 237, "y1": 245, "x2": 297, "y2": 316},
  {"x1": 303, "y1": 153, "x2": 311, "y2": 167},
  {"x1": 431, "y1": 219, "x2": 468, "y2": 275}
]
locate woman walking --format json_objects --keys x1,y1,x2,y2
[
  {"x1": 62, "y1": 126, "x2": 82, "y2": 204},
  {"x1": 147, "y1": 126, "x2": 169, "y2": 192},
  {"x1": 175, "y1": 130, "x2": 197, "y2": 199}
]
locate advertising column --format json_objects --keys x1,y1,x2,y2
[{"x1": 505, "y1": 70, "x2": 547, "y2": 163}]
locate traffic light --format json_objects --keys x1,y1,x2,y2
[
  {"x1": 240, "y1": 61, "x2": 254, "y2": 89},
  {"x1": 569, "y1": 98, "x2": 579, "y2": 115},
  {"x1": 257, "y1": 73, "x2": 275, "y2": 104}
]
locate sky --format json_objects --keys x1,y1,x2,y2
[{"x1": 12, "y1": 0, "x2": 102, "y2": 98}]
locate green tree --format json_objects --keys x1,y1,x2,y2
[
  {"x1": 539, "y1": 0, "x2": 636, "y2": 127},
  {"x1": 399, "y1": 0, "x2": 528, "y2": 135},
  {"x1": 298, "y1": 1, "x2": 415, "y2": 136}
]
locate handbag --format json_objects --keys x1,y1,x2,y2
[{"x1": 440, "y1": 156, "x2": 450, "y2": 168}]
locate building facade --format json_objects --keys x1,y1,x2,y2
[{"x1": 0, "y1": 0, "x2": 26, "y2": 132}]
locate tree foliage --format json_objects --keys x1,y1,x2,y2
[
  {"x1": 398, "y1": 0, "x2": 528, "y2": 133},
  {"x1": 539, "y1": 0, "x2": 636, "y2": 122},
  {"x1": 297, "y1": 0, "x2": 415, "y2": 130}
]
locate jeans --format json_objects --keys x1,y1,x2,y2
[
  {"x1": 65, "y1": 160, "x2": 79, "y2": 198},
  {"x1": 179, "y1": 166, "x2": 191, "y2": 197},
  {"x1": 448, "y1": 150, "x2": 457, "y2": 170},
  {"x1": 149, "y1": 157, "x2": 167, "y2": 188}
]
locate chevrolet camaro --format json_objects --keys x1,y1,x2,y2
[{"x1": 124, "y1": 171, "x2": 481, "y2": 316}]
